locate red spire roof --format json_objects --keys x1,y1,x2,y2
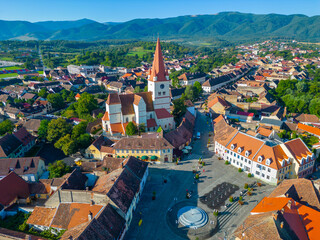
[{"x1": 149, "y1": 38, "x2": 168, "y2": 82}]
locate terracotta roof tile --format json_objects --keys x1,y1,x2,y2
[
  {"x1": 284, "y1": 138, "x2": 313, "y2": 162},
  {"x1": 149, "y1": 38, "x2": 168, "y2": 82},
  {"x1": 102, "y1": 111, "x2": 109, "y2": 121},
  {"x1": 297, "y1": 123, "x2": 320, "y2": 137},
  {"x1": 155, "y1": 108, "x2": 173, "y2": 119},
  {"x1": 26, "y1": 207, "x2": 57, "y2": 227}
]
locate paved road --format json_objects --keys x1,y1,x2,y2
[{"x1": 124, "y1": 111, "x2": 275, "y2": 240}]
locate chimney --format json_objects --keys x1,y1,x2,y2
[
  {"x1": 287, "y1": 200, "x2": 292, "y2": 209},
  {"x1": 88, "y1": 211, "x2": 93, "y2": 221}
]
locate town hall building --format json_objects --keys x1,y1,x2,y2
[{"x1": 102, "y1": 39, "x2": 175, "y2": 135}]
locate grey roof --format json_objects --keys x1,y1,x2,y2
[{"x1": 260, "y1": 118, "x2": 283, "y2": 127}]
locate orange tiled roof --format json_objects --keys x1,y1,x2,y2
[
  {"x1": 110, "y1": 123, "x2": 125, "y2": 135},
  {"x1": 26, "y1": 206, "x2": 57, "y2": 227},
  {"x1": 251, "y1": 197, "x2": 292, "y2": 213},
  {"x1": 102, "y1": 112, "x2": 109, "y2": 121},
  {"x1": 298, "y1": 123, "x2": 320, "y2": 137},
  {"x1": 256, "y1": 127, "x2": 272, "y2": 137},
  {"x1": 253, "y1": 144, "x2": 289, "y2": 170},
  {"x1": 208, "y1": 96, "x2": 230, "y2": 109},
  {"x1": 284, "y1": 138, "x2": 312, "y2": 162},
  {"x1": 296, "y1": 202, "x2": 320, "y2": 240},
  {"x1": 226, "y1": 132, "x2": 265, "y2": 158}
]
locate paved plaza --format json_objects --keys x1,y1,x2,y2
[{"x1": 124, "y1": 112, "x2": 276, "y2": 240}]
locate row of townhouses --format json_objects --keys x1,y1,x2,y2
[{"x1": 214, "y1": 116, "x2": 315, "y2": 185}]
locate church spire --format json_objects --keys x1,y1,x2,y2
[{"x1": 149, "y1": 38, "x2": 168, "y2": 82}]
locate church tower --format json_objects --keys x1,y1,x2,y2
[{"x1": 148, "y1": 38, "x2": 171, "y2": 112}]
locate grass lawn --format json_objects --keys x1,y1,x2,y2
[
  {"x1": 38, "y1": 70, "x2": 44, "y2": 75},
  {"x1": 127, "y1": 47, "x2": 153, "y2": 57},
  {"x1": 0, "y1": 66, "x2": 24, "y2": 70},
  {"x1": 0, "y1": 57, "x2": 14, "y2": 61},
  {"x1": 0, "y1": 73, "x2": 18, "y2": 78}
]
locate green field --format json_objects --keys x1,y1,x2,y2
[
  {"x1": 0, "y1": 73, "x2": 18, "y2": 78},
  {"x1": 127, "y1": 47, "x2": 153, "y2": 57},
  {"x1": 0, "y1": 57, "x2": 14, "y2": 61},
  {"x1": 0, "y1": 66, "x2": 24, "y2": 70}
]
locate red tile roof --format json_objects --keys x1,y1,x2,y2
[
  {"x1": 155, "y1": 108, "x2": 173, "y2": 119},
  {"x1": 147, "y1": 118, "x2": 157, "y2": 128},
  {"x1": 0, "y1": 172, "x2": 29, "y2": 206},
  {"x1": 102, "y1": 111, "x2": 109, "y2": 121}
]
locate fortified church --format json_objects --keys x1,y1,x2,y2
[{"x1": 102, "y1": 38, "x2": 175, "y2": 135}]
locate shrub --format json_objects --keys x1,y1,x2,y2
[
  {"x1": 238, "y1": 168, "x2": 243, "y2": 172},
  {"x1": 238, "y1": 200, "x2": 244, "y2": 205},
  {"x1": 213, "y1": 210, "x2": 219, "y2": 217},
  {"x1": 257, "y1": 182, "x2": 262, "y2": 187},
  {"x1": 202, "y1": 162, "x2": 205, "y2": 166},
  {"x1": 247, "y1": 191, "x2": 252, "y2": 196},
  {"x1": 229, "y1": 196, "x2": 234, "y2": 202},
  {"x1": 225, "y1": 161, "x2": 230, "y2": 165},
  {"x1": 239, "y1": 196, "x2": 243, "y2": 201},
  {"x1": 244, "y1": 183, "x2": 248, "y2": 189},
  {"x1": 247, "y1": 173, "x2": 252, "y2": 178},
  {"x1": 195, "y1": 174, "x2": 200, "y2": 179}
]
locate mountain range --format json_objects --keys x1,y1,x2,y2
[{"x1": 1, "y1": 12, "x2": 320, "y2": 42}]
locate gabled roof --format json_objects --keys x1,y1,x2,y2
[
  {"x1": 119, "y1": 94, "x2": 135, "y2": 115},
  {"x1": 13, "y1": 127, "x2": 35, "y2": 146},
  {"x1": 284, "y1": 138, "x2": 312, "y2": 162},
  {"x1": 136, "y1": 92, "x2": 154, "y2": 112},
  {"x1": 253, "y1": 145, "x2": 289, "y2": 170},
  {"x1": 0, "y1": 172, "x2": 30, "y2": 206},
  {"x1": 106, "y1": 93, "x2": 120, "y2": 105},
  {"x1": 155, "y1": 108, "x2": 173, "y2": 119},
  {"x1": 208, "y1": 96, "x2": 230, "y2": 109},
  {"x1": 22, "y1": 119, "x2": 41, "y2": 132},
  {"x1": 297, "y1": 123, "x2": 320, "y2": 137},
  {"x1": 213, "y1": 117, "x2": 238, "y2": 146},
  {"x1": 226, "y1": 132, "x2": 265, "y2": 158},
  {"x1": 0, "y1": 134, "x2": 22, "y2": 158},
  {"x1": 292, "y1": 113, "x2": 320, "y2": 123},
  {"x1": 0, "y1": 157, "x2": 42, "y2": 176}
]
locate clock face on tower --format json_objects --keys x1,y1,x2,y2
[{"x1": 160, "y1": 84, "x2": 165, "y2": 89}]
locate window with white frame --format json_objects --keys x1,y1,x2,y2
[
  {"x1": 231, "y1": 144, "x2": 235, "y2": 150},
  {"x1": 237, "y1": 147, "x2": 242, "y2": 153},
  {"x1": 258, "y1": 156, "x2": 263, "y2": 162}
]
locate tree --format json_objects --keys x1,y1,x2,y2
[
  {"x1": 47, "y1": 118, "x2": 72, "y2": 142},
  {"x1": 48, "y1": 160, "x2": 71, "y2": 179},
  {"x1": 193, "y1": 81, "x2": 203, "y2": 99},
  {"x1": 71, "y1": 121, "x2": 87, "y2": 139},
  {"x1": 137, "y1": 123, "x2": 146, "y2": 135},
  {"x1": 134, "y1": 86, "x2": 142, "y2": 93},
  {"x1": 126, "y1": 122, "x2": 137, "y2": 136},
  {"x1": 172, "y1": 98, "x2": 187, "y2": 121},
  {"x1": 75, "y1": 92, "x2": 98, "y2": 118},
  {"x1": 38, "y1": 119, "x2": 49, "y2": 139},
  {"x1": 54, "y1": 134, "x2": 77, "y2": 155},
  {"x1": 184, "y1": 85, "x2": 194, "y2": 100},
  {"x1": 47, "y1": 93, "x2": 65, "y2": 109},
  {"x1": 156, "y1": 126, "x2": 163, "y2": 133},
  {"x1": 77, "y1": 133, "x2": 92, "y2": 149},
  {"x1": 38, "y1": 88, "x2": 48, "y2": 98},
  {"x1": 0, "y1": 120, "x2": 14, "y2": 136}
]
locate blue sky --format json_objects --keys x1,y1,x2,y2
[{"x1": 1, "y1": 0, "x2": 319, "y2": 22}]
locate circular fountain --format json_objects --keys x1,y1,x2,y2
[{"x1": 177, "y1": 206, "x2": 208, "y2": 229}]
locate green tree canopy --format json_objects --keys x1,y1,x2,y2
[
  {"x1": 54, "y1": 134, "x2": 77, "y2": 156},
  {"x1": 0, "y1": 120, "x2": 14, "y2": 136},
  {"x1": 38, "y1": 88, "x2": 48, "y2": 98},
  {"x1": 47, "y1": 93, "x2": 65, "y2": 109},
  {"x1": 126, "y1": 122, "x2": 137, "y2": 136},
  {"x1": 48, "y1": 160, "x2": 72, "y2": 179},
  {"x1": 75, "y1": 92, "x2": 98, "y2": 118},
  {"x1": 38, "y1": 119, "x2": 49, "y2": 140},
  {"x1": 47, "y1": 118, "x2": 72, "y2": 142}
]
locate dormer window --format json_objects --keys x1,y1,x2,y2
[
  {"x1": 237, "y1": 147, "x2": 242, "y2": 153},
  {"x1": 301, "y1": 159, "x2": 304, "y2": 165},
  {"x1": 258, "y1": 156, "x2": 263, "y2": 162},
  {"x1": 281, "y1": 160, "x2": 285, "y2": 167},
  {"x1": 245, "y1": 150, "x2": 250, "y2": 157},
  {"x1": 230, "y1": 144, "x2": 235, "y2": 150},
  {"x1": 266, "y1": 158, "x2": 271, "y2": 166}
]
